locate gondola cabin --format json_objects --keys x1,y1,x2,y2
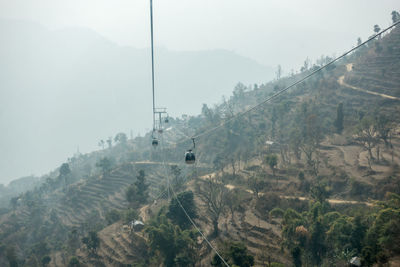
[
  {"x1": 152, "y1": 138, "x2": 159, "y2": 147},
  {"x1": 185, "y1": 150, "x2": 195, "y2": 164}
]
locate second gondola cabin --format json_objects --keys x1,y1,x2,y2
[{"x1": 152, "y1": 138, "x2": 159, "y2": 147}]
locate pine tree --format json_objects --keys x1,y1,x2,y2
[{"x1": 334, "y1": 103, "x2": 344, "y2": 134}]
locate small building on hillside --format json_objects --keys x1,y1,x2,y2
[
  {"x1": 265, "y1": 140, "x2": 280, "y2": 152},
  {"x1": 131, "y1": 220, "x2": 145, "y2": 232},
  {"x1": 349, "y1": 256, "x2": 361, "y2": 267}
]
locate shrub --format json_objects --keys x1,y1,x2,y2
[
  {"x1": 68, "y1": 256, "x2": 80, "y2": 267},
  {"x1": 105, "y1": 209, "x2": 121, "y2": 225},
  {"x1": 255, "y1": 192, "x2": 281, "y2": 213},
  {"x1": 270, "y1": 208, "x2": 284, "y2": 218},
  {"x1": 123, "y1": 208, "x2": 138, "y2": 223},
  {"x1": 350, "y1": 180, "x2": 372, "y2": 200}
]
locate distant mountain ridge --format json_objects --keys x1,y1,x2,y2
[{"x1": 0, "y1": 19, "x2": 274, "y2": 184}]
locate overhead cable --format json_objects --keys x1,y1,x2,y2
[
  {"x1": 150, "y1": 0, "x2": 156, "y2": 130},
  {"x1": 160, "y1": 136, "x2": 230, "y2": 267},
  {"x1": 173, "y1": 20, "x2": 400, "y2": 146}
]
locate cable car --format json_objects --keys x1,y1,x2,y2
[
  {"x1": 185, "y1": 138, "x2": 196, "y2": 164},
  {"x1": 152, "y1": 137, "x2": 158, "y2": 147},
  {"x1": 158, "y1": 129, "x2": 163, "y2": 134},
  {"x1": 165, "y1": 117, "x2": 169, "y2": 123},
  {"x1": 185, "y1": 150, "x2": 195, "y2": 164}
]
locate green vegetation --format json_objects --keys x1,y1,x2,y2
[
  {"x1": 105, "y1": 209, "x2": 121, "y2": 225},
  {"x1": 41, "y1": 255, "x2": 51, "y2": 266},
  {"x1": 114, "y1": 132, "x2": 128, "y2": 145},
  {"x1": 126, "y1": 169, "x2": 149, "y2": 207},
  {"x1": 68, "y1": 257, "x2": 80, "y2": 267},
  {"x1": 211, "y1": 241, "x2": 254, "y2": 267},
  {"x1": 145, "y1": 215, "x2": 198, "y2": 267},
  {"x1": 281, "y1": 193, "x2": 400, "y2": 266},
  {"x1": 96, "y1": 157, "x2": 114, "y2": 176},
  {"x1": 81, "y1": 231, "x2": 100, "y2": 255},
  {"x1": 122, "y1": 208, "x2": 139, "y2": 223},
  {"x1": 393, "y1": 11, "x2": 400, "y2": 23},
  {"x1": 60, "y1": 163, "x2": 71, "y2": 177},
  {"x1": 265, "y1": 154, "x2": 278, "y2": 176},
  {"x1": 167, "y1": 190, "x2": 197, "y2": 229},
  {"x1": 334, "y1": 102, "x2": 344, "y2": 134},
  {"x1": 6, "y1": 246, "x2": 18, "y2": 267}
]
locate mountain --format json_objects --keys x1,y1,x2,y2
[
  {"x1": 1, "y1": 18, "x2": 400, "y2": 267},
  {"x1": 0, "y1": 19, "x2": 274, "y2": 184}
]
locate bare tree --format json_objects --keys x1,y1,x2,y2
[
  {"x1": 354, "y1": 117, "x2": 379, "y2": 162},
  {"x1": 289, "y1": 129, "x2": 302, "y2": 161},
  {"x1": 225, "y1": 188, "x2": 241, "y2": 224},
  {"x1": 300, "y1": 114, "x2": 322, "y2": 176},
  {"x1": 375, "y1": 114, "x2": 394, "y2": 148},
  {"x1": 197, "y1": 175, "x2": 228, "y2": 237},
  {"x1": 248, "y1": 175, "x2": 265, "y2": 199}
]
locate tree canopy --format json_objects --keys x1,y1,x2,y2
[{"x1": 167, "y1": 191, "x2": 197, "y2": 229}]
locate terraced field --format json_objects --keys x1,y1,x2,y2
[
  {"x1": 344, "y1": 27, "x2": 400, "y2": 99},
  {"x1": 66, "y1": 222, "x2": 148, "y2": 267},
  {"x1": 75, "y1": 179, "x2": 289, "y2": 267},
  {"x1": 42, "y1": 162, "x2": 180, "y2": 227}
]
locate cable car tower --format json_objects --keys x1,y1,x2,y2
[
  {"x1": 154, "y1": 107, "x2": 168, "y2": 134},
  {"x1": 148, "y1": 0, "x2": 195, "y2": 164}
]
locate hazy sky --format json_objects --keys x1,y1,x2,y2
[{"x1": 1, "y1": 0, "x2": 398, "y2": 70}]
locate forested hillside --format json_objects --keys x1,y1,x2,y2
[{"x1": 1, "y1": 14, "x2": 400, "y2": 267}]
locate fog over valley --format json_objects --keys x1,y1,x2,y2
[{"x1": 0, "y1": 19, "x2": 273, "y2": 184}]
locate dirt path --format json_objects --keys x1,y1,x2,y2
[
  {"x1": 338, "y1": 75, "x2": 400, "y2": 100},
  {"x1": 346, "y1": 63, "x2": 353, "y2": 72},
  {"x1": 335, "y1": 145, "x2": 364, "y2": 179},
  {"x1": 130, "y1": 161, "x2": 211, "y2": 168},
  {"x1": 281, "y1": 195, "x2": 374, "y2": 206},
  {"x1": 139, "y1": 205, "x2": 150, "y2": 222},
  {"x1": 226, "y1": 183, "x2": 374, "y2": 206},
  {"x1": 131, "y1": 161, "x2": 177, "y2": 166},
  {"x1": 338, "y1": 63, "x2": 400, "y2": 100},
  {"x1": 201, "y1": 170, "x2": 375, "y2": 206}
]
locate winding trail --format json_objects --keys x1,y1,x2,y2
[
  {"x1": 130, "y1": 161, "x2": 210, "y2": 168},
  {"x1": 202, "y1": 172, "x2": 375, "y2": 206},
  {"x1": 280, "y1": 195, "x2": 374, "y2": 206},
  {"x1": 139, "y1": 205, "x2": 151, "y2": 222},
  {"x1": 338, "y1": 63, "x2": 400, "y2": 100},
  {"x1": 227, "y1": 183, "x2": 374, "y2": 206},
  {"x1": 131, "y1": 161, "x2": 177, "y2": 166},
  {"x1": 139, "y1": 163, "x2": 376, "y2": 223}
]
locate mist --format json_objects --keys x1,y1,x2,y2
[
  {"x1": 0, "y1": 19, "x2": 273, "y2": 184},
  {"x1": 0, "y1": 0, "x2": 398, "y2": 184}
]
